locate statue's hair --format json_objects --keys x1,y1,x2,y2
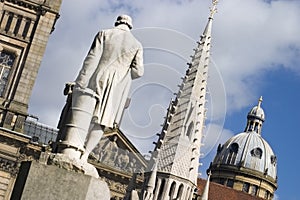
[{"x1": 114, "y1": 21, "x2": 132, "y2": 29}]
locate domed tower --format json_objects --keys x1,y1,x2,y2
[{"x1": 208, "y1": 97, "x2": 278, "y2": 199}]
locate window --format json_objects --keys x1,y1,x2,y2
[
  {"x1": 226, "y1": 179, "x2": 234, "y2": 188},
  {"x1": 157, "y1": 179, "x2": 165, "y2": 200},
  {"x1": 250, "y1": 185, "x2": 258, "y2": 196},
  {"x1": 22, "y1": 18, "x2": 31, "y2": 38},
  {"x1": 254, "y1": 122, "x2": 259, "y2": 132},
  {"x1": 5, "y1": 12, "x2": 13, "y2": 32},
  {"x1": 13, "y1": 15, "x2": 22, "y2": 35},
  {"x1": 0, "y1": 51, "x2": 15, "y2": 97},
  {"x1": 251, "y1": 147, "x2": 263, "y2": 159},
  {"x1": 242, "y1": 182, "x2": 250, "y2": 193},
  {"x1": 271, "y1": 155, "x2": 277, "y2": 166},
  {"x1": 264, "y1": 190, "x2": 270, "y2": 199},
  {"x1": 169, "y1": 181, "x2": 176, "y2": 198},
  {"x1": 226, "y1": 143, "x2": 239, "y2": 165},
  {"x1": 217, "y1": 178, "x2": 226, "y2": 185},
  {"x1": 186, "y1": 122, "x2": 194, "y2": 139},
  {"x1": 176, "y1": 184, "x2": 184, "y2": 199}
]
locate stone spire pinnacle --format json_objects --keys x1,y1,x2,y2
[
  {"x1": 201, "y1": 171, "x2": 212, "y2": 200},
  {"x1": 142, "y1": 157, "x2": 158, "y2": 200}
]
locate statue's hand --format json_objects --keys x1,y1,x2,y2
[{"x1": 63, "y1": 82, "x2": 76, "y2": 95}]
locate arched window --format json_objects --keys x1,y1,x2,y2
[
  {"x1": 226, "y1": 143, "x2": 239, "y2": 165},
  {"x1": 169, "y1": 181, "x2": 176, "y2": 199},
  {"x1": 185, "y1": 187, "x2": 190, "y2": 200},
  {"x1": 176, "y1": 184, "x2": 184, "y2": 199},
  {"x1": 0, "y1": 51, "x2": 15, "y2": 97},
  {"x1": 157, "y1": 179, "x2": 165, "y2": 200},
  {"x1": 186, "y1": 122, "x2": 194, "y2": 139}
]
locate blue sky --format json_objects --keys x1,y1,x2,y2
[
  {"x1": 202, "y1": 66, "x2": 300, "y2": 200},
  {"x1": 28, "y1": 0, "x2": 300, "y2": 199}
]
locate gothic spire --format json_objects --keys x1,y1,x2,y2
[{"x1": 142, "y1": 1, "x2": 218, "y2": 199}]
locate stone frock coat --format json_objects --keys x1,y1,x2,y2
[{"x1": 75, "y1": 24, "x2": 144, "y2": 128}]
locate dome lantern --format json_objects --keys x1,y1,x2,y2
[{"x1": 245, "y1": 96, "x2": 265, "y2": 135}]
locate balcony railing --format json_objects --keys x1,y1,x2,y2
[{"x1": 23, "y1": 119, "x2": 58, "y2": 145}]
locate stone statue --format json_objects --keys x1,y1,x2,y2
[
  {"x1": 128, "y1": 158, "x2": 137, "y2": 173},
  {"x1": 55, "y1": 14, "x2": 144, "y2": 177},
  {"x1": 116, "y1": 150, "x2": 130, "y2": 169},
  {"x1": 101, "y1": 135, "x2": 119, "y2": 165}
]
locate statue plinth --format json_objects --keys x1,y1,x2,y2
[{"x1": 11, "y1": 160, "x2": 110, "y2": 200}]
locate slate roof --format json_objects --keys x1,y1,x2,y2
[{"x1": 197, "y1": 178, "x2": 264, "y2": 200}]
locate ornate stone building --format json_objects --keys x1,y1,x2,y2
[
  {"x1": 0, "y1": 0, "x2": 62, "y2": 132},
  {"x1": 0, "y1": 0, "x2": 62, "y2": 199}
]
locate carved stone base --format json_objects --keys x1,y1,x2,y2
[
  {"x1": 11, "y1": 161, "x2": 110, "y2": 200},
  {"x1": 45, "y1": 152, "x2": 99, "y2": 178}
]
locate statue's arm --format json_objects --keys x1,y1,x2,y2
[
  {"x1": 130, "y1": 45, "x2": 144, "y2": 79},
  {"x1": 75, "y1": 31, "x2": 104, "y2": 88}
]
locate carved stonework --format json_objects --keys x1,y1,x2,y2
[
  {"x1": 46, "y1": 153, "x2": 99, "y2": 178},
  {"x1": 0, "y1": 157, "x2": 19, "y2": 176},
  {"x1": 90, "y1": 134, "x2": 146, "y2": 175},
  {"x1": 101, "y1": 177, "x2": 128, "y2": 198},
  {"x1": 0, "y1": 131, "x2": 41, "y2": 179}
]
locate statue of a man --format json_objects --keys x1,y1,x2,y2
[
  {"x1": 57, "y1": 15, "x2": 144, "y2": 163},
  {"x1": 78, "y1": 15, "x2": 144, "y2": 161}
]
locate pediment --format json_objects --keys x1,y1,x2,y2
[{"x1": 89, "y1": 128, "x2": 148, "y2": 174}]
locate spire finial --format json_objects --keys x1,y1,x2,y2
[
  {"x1": 207, "y1": 170, "x2": 212, "y2": 176},
  {"x1": 209, "y1": 0, "x2": 219, "y2": 19},
  {"x1": 258, "y1": 96, "x2": 263, "y2": 108}
]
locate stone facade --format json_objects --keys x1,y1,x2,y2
[
  {"x1": 0, "y1": 1, "x2": 62, "y2": 199},
  {"x1": 0, "y1": 128, "x2": 41, "y2": 199},
  {"x1": 0, "y1": 0, "x2": 62, "y2": 132}
]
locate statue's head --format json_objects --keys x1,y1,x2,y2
[{"x1": 115, "y1": 14, "x2": 133, "y2": 29}]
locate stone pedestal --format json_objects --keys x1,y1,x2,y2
[{"x1": 11, "y1": 161, "x2": 110, "y2": 200}]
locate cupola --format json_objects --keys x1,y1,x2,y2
[{"x1": 208, "y1": 97, "x2": 278, "y2": 200}]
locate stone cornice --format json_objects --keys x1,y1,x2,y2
[
  {"x1": 0, "y1": 0, "x2": 60, "y2": 16},
  {"x1": 210, "y1": 164, "x2": 277, "y2": 189}
]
